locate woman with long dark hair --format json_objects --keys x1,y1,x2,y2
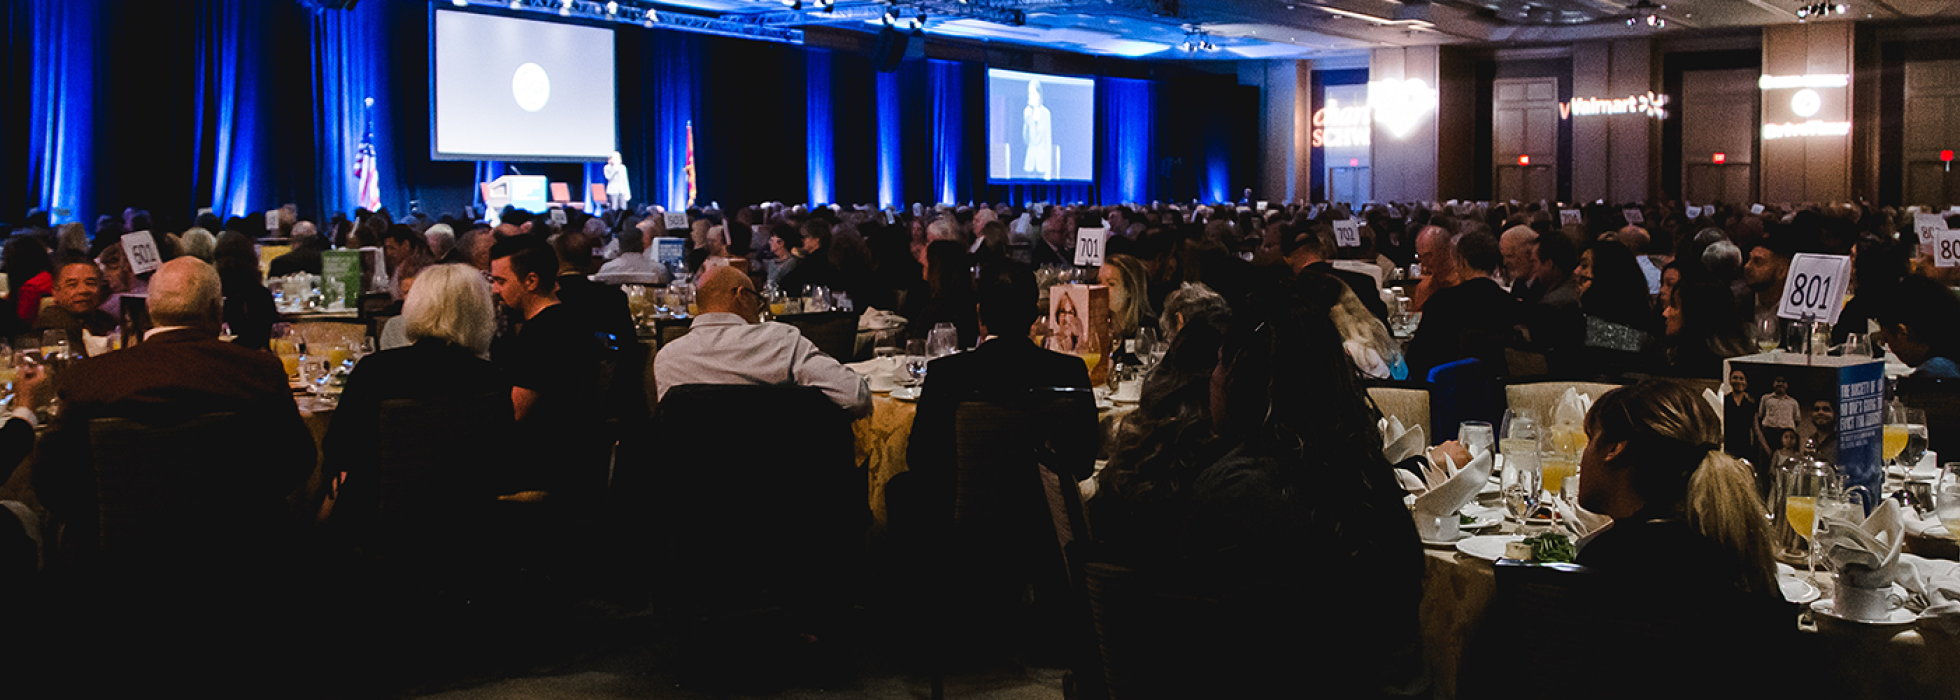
[
  {"x1": 1571, "y1": 239, "x2": 1659, "y2": 375},
  {"x1": 1661, "y1": 280, "x2": 1754, "y2": 379},
  {"x1": 900, "y1": 239, "x2": 978, "y2": 347}
]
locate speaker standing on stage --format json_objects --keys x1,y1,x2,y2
[
  {"x1": 603, "y1": 151, "x2": 631, "y2": 213},
  {"x1": 1021, "y1": 80, "x2": 1053, "y2": 180}
]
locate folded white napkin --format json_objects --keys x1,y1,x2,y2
[
  {"x1": 857, "y1": 308, "x2": 907, "y2": 331},
  {"x1": 844, "y1": 356, "x2": 901, "y2": 377},
  {"x1": 1818, "y1": 499, "x2": 1907, "y2": 589},
  {"x1": 1702, "y1": 388, "x2": 1721, "y2": 420},
  {"x1": 1414, "y1": 448, "x2": 1494, "y2": 519},
  {"x1": 1553, "y1": 495, "x2": 1613, "y2": 538},
  {"x1": 1551, "y1": 387, "x2": 1593, "y2": 427},
  {"x1": 1896, "y1": 553, "x2": 1960, "y2": 634},
  {"x1": 1379, "y1": 416, "x2": 1427, "y2": 465},
  {"x1": 1345, "y1": 339, "x2": 1389, "y2": 379}
]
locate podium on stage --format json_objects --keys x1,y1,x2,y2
[{"x1": 480, "y1": 175, "x2": 549, "y2": 214}]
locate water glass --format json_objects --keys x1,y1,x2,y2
[
  {"x1": 1936, "y1": 463, "x2": 1960, "y2": 546},
  {"x1": 927, "y1": 326, "x2": 958, "y2": 359},
  {"x1": 902, "y1": 338, "x2": 929, "y2": 387},
  {"x1": 1136, "y1": 327, "x2": 1161, "y2": 366},
  {"x1": 1885, "y1": 406, "x2": 1929, "y2": 468},
  {"x1": 1458, "y1": 421, "x2": 1495, "y2": 458},
  {"x1": 1500, "y1": 417, "x2": 1542, "y2": 521}
]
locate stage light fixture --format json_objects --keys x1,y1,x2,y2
[
  {"x1": 1624, "y1": 0, "x2": 1666, "y2": 28},
  {"x1": 452, "y1": 0, "x2": 466, "y2": 6},
  {"x1": 606, "y1": 1, "x2": 617, "y2": 14}
]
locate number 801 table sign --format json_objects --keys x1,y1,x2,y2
[{"x1": 1777, "y1": 253, "x2": 1851, "y2": 325}]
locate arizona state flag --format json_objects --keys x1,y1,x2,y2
[{"x1": 684, "y1": 120, "x2": 697, "y2": 207}]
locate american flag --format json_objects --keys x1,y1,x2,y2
[{"x1": 354, "y1": 128, "x2": 381, "y2": 211}]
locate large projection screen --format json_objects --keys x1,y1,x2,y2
[
  {"x1": 432, "y1": 9, "x2": 616, "y2": 161},
  {"x1": 987, "y1": 68, "x2": 1095, "y2": 183}
]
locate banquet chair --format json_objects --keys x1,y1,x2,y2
[
  {"x1": 85, "y1": 413, "x2": 302, "y2": 575},
  {"x1": 1366, "y1": 385, "x2": 1431, "y2": 439},
  {"x1": 779, "y1": 311, "x2": 861, "y2": 362},
  {"x1": 1427, "y1": 358, "x2": 1499, "y2": 441},
  {"x1": 1084, "y1": 562, "x2": 1308, "y2": 699},
  {"x1": 547, "y1": 182, "x2": 584, "y2": 210},
  {"x1": 1500, "y1": 379, "x2": 1622, "y2": 426},
  {"x1": 353, "y1": 394, "x2": 521, "y2": 592},
  {"x1": 1460, "y1": 560, "x2": 1806, "y2": 700},
  {"x1": 641, "y1": 384, "x2": 865, "y2": 676}
]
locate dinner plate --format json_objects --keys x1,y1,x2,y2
[
  {"x1": 1779, "y1": 575, "x2": 1820, "y2": 604},
  {"x1": 889, "y1": 386, "x2": 921, "y2": 401},
  {"x1": 1420, "y1": 533, "x2": 1470, "y2": 548},
  {"x1": 1809, "y1": 599, "x2": 1917, "y2": 628},
  {"x1": 1456, "y1": 535, "x2": 1526, "y2": 562}
]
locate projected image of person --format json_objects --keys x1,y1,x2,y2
[
  {"x1": 603, "y1": 152, "x2": 630, "y2": 213},
  {"x1": 1022, "y1": 80, "x2": 1053, "y2": 179}
]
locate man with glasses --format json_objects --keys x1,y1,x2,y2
[{"x1": 652, "y1": 266, "x2": 870, "y2": 417}]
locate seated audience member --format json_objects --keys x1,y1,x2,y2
[
  {"x1": 1158, "y1": 282, "x2": 1229, "y2": 342},
  {"x1": 1099, "y1": 253, "x2": 1159, "y2": 349},
  {"x1": 1404, "y1": 230, "x2": 1519, "y2": 378},
  {"x1": 653, "y1": 265, "x2": 870, "y2": 416},
  {"x1": 1871, "y1": 274, "x2": 1960, "y2": 379},
  {"x1": 1577, "y1": 380, "x2": 1778, "y2": 599},
  {"x1": 1115, "y1": 285, "x2": 1425, "y2": 697},
  {"x1": 425, "y1": 223, "x2": 462, "y2": 265},
  {"x1": 490, "y1": 235, "x2": 611, "y2": 494},
  {"x1": 178, "y1": 228, "x2": 217, "y2": 263},
  {"x1": 765, "y1": 224, "x2": 803, "y2": 288},
  {"x1": 214, "y1": 231, "x2": 276, "y2": 350},
  {"x1": 1032, "y1": 211, "x2": 1073, "y2": 266},
  {"x1": 1091, "y1": 294, "x2": 1230, "y2": 561},
  {"x1": 457, "y1": 228, "x2": 494, "y2": 272},
  {"x1": 378, "y1": 253, "x2": 436, "y2": 351},
  {"x1": 5, "y1": 236, "x2": 54, "y2": 331},
  {"x1": 893, "y1": 262, "x2": 1096, "y2": 535},
  {"x1": 1661, "y1": 281, "x2": 1753, "y2": 379},
  {"x1": 1282, "y1": 223, "x2": 1388, "y2": 322},
  {"x1": 1574, "y1": 240, "x2": 1661, "y2": 374},
  {"x1": 33, "y1": 258, "x2": 316, "y2": 562},
  {"x1": 551, "y1": 230, "x2": 635, "y2": 347},
  {"x1": 1500, "y1": 225, "x2": 1543, "y2": 304},
  {"x1": 1835, "y1": 241, "x2": 1909, "y2": 344},
  {"x1": 1406, "y1": 225, "x2": 1460, "y2": 312},
  {"x1": 901, "y1": 240, "x2": 980, "y2": 348},
  {"x1": 777, "y1": 220, "x2": 837, "y2": 295},
  {"x1": 33, "y1": 259, "x2": 116, "y2": 352},
  {"x1": 269, "y1": 221, "x2": 327, "y2": 277},
  {"x1": 593, "y1": 217, "x2": 668, "y2": 284},
  {"x1": 321, "y1": 264, "x2": 513, "y2": 540},
  {"x1": 381, "y1": 224, "x2": 432, "y2": 274}
]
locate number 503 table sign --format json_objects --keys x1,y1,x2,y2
[{"x1": 1778, "y1": 253, "x2": 1851, "y2": 325}]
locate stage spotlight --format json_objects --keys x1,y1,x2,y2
[
  {"x1": 645, "y1": 7, "x2": 657, "y2": 25},
  {"x1": 606, "y1": 0, "x2": 617, "y2": 13},
  {"x1": 452, "y1": 0, "x2": 466, "y2": 6},
  {"x1": 509, "y1": 0, "x2": 520, "y2": 8}
]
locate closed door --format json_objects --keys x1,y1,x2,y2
[
  {"x1": 1493, "y1": 78, "x2": 1560, "y2": 202},
  {"x1": 1907, "y1": 162, "x2": 1960, "y2": 208},
  {"x1": 1329, "y1": 166, "x2": 1371, "y2": 207},
  {"x1": 1494, "y1": 165, "x2": 1555, "y2": 204}
]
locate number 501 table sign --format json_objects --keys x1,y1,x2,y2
[{"x1": 1778, "y1": 253, "x2": 1851, "y2": 324}]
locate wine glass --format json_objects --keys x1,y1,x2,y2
[
  {"x1": 903, "y1": 339, "x2": 930, "y2": 392},
  {"x1": 926, "y1": 326, "x2": 958, "y2": 359},
  {"x1": 1885, "y1": 405, "x2": 1928, "y2": 469},
  {"x1": 1135, "y1": 327, "x2": 1160, "y2": 368},
  {"x1": 1936, "y1": 463, "x2": 1960, "y2": 545},
  {"x1": 1755, "y1": 314, "x2": 1783, "y2": 355},
  {"x1": 1458, "y1": 421, "x2": 1495, "y2": 458}
]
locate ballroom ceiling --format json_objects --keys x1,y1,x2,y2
[{"x1": 651, "y1": 0, "x2": 1960, "y2": 58}]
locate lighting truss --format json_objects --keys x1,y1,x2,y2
[
  {"x1": 723, "y1": 1, "x2": 1026, "y2": 27},
  {"x1": 442, "y1": 0, "x2": 805, "y2": 43}
]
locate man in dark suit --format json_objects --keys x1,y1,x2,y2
[
  {"x1": 33, "y1": 257, "x2": 317, "y2": 566},
  {"x1": 892, "y1": 262, "x2": 1097, "y2": 535},
  {"x1": 1405, "y1": 230, "x2": 1522, "y2": 379},
  {"x1": 1282, "y1": 221, "x2": 1389, "y2": 322}
]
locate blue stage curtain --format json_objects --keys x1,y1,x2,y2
[
  {"x1": 307, "y1": 0, "x2": 389, "y2": 218},
  {"x1": 1098, "y1": 77, "x2": 1154, "y2": 206},
  {"x1": 191, "y1": 0, "x2": 272, "y2": 219},
  {"x1": 26, "y1": 0, "x2": 96, "y2": 226},
  {"x1": 806, "y1": 48, "x2": 834, "y2": 206},
  {"x1": 875, "y1": 70, "x2": 902, "y2": 210},
  {"x1": 929, "y1": 60, "x2": 964, "y2": 206},
  {"x1": 648, "y1": 30, "x2": 703, "y2": 212}
]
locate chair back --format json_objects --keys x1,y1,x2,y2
[
  {"x1": 87, "y1": 413, "x2": 297, "y2": 567},
  {"x1": 644, "y1": 384, "x2": 864, "y2": 582},
  {"x1": 949, "y1": 388, "x2": 1095, "y2": 576},
  {"x1": 589, "y1": 183, "x2": 607, "y2": 201},
  {"x1": 1366, "y1": 385, "x2": 1430, "y2": 439},
  {"x1": 1501, "y1": 380, "x2": 1622, "y2": 426},
  {"x1": 779, "y1": 311, "x2": 860, "y2": 363},
  {"x1": 549, "y1": 182, "x2": 572, "y2": 203},
  {"x1": 367, "y1": 394, "x2": 516, "y2": 554},
  {"x1": 1427, "y1": 358, "x2": 1499, "y2": 441}
]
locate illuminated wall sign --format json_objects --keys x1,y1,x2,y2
[
  {"x1": 1760, "y1": 73, "x2": 1850, "y2": 140},
  {"x1": 1367, "y1": 78, "x2": 1437, "y2": 138},
  {"x1": 1557, "y1": 92, "x2": 1668, "y2": 120},
  {"x1": 1311, "y1": 98, "x2": 1371, "y2": 148}
]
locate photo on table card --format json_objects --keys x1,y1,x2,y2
[
  {"x1": 1048, "y1": 284, "x2": 1111, "y2": 385},
  {"x1": 1721, "y1": 354, "x2": 1883, "y2": 494}
]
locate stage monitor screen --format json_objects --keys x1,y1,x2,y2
[
  {"x1": 987, "y1": 69, "x2": 1095, "y2": 183},
  {"x1": 432, "y1": 9, "x2": 616, "y2": 161}
]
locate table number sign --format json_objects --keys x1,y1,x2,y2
[
  {"x1": 1685, "y1": 205, "x2": 1703, "y2": 220},
  {"x1": 1559, "y1": 209, "x2": 1583, "y2": 226},
  {"x1": 1751, "y1": 204, "x2": 1766, "y2": 215},
  {"x1": 1255, "y1": 201, "x2": 1268, "y2": 212},
  {"x1": 1935, "y1": 231, "x2": 1960, "y2": 268},
  {"x1": 1916, "y1": 213, "x2": 1948, "y2": 242},
  {"x1": 549, "y1": 208, "x2": 568, "y2": 227},
  {"x1": 1622, "y1": 209, "x2": 1644, "y2": 225},
  {"x1": 124, "y1": 231, "x2": 161, "y2": 275},
  {"x1": 663, "y1": 212, "x2": 689, "y2": 231},
  {"x1": 1333, "y1": 219, "x2": 1361, "y2": 247},
  {"x1": 265, "y1": 210, "x2": 280, "y2": 236},
  {"x1": 1074, "y1": 227, "x2": 1108, "y2": 267},
  {"x1": 1778, "y1": 253, "x2": 1851, "y2": 324}
]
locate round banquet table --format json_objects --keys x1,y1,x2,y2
[
  {"x1": 852, "y1": 391, "x2": 1135, "y2": 534},
  {"x1": 1420, "y1": 524, "x2": 1958, "y2": 700}
]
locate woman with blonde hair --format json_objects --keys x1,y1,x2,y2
[
  {"x1": 1098, "y1": 253, "x2": 1156, "y2": 345},
  {"x1": 1577, "y1": 379, "x2": 1778, "y2": 598}
]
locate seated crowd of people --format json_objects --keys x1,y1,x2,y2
[{"x1": 0, "y1": 195, "x2": 1940, "y2": 696}]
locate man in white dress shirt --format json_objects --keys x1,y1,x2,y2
[
  {"x1": 594, "y1": 216, "x2": 668, "y2": 285},
  {"x1": 653, "y1": 266, "x2": 871, "y2": 417}
]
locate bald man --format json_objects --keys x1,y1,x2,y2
[
  {"x1": 1408, "y1": 225, "x2": 1459, "y2": 313},
  {"x1": 653, "y1": 266, "x2": 870, "y2": 416},
  {"x1": 33, "y1": 257, "x2": 316, "y2": 558}
]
